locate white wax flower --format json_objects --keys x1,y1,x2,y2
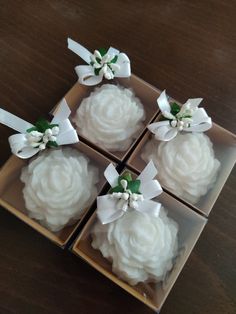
[
  {"x1": 20, "y1": 148, "x2": 99, "y2": 232},
  {"x1": 92, "y1": 208, "x2": 178, "y2": 285},
  {"x1": 142, "y1": 133, "x2": 220, "y2": 204},
  {"x1": 73, "y1": 84, "x2": 145, "y2": 151}
]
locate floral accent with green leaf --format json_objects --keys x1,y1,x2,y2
[
  {"x1": 110, "y1": 172, "x2": 141, "y2": 194},
  {"x1": 90, "y1": 48, "x2": 120, "y2": 79},
  {"x1": 160, "y1": 101, "x2": 194, "y2": 131},
  {"x1": 26, "y1": 118, "x2": 59, "y2": 150},
  {"x1": 109, "y1": 172, "x2": 143, "y2": 213},
  {"x1": 148, "y1": 90, "x2": 212, "y2": 142}
]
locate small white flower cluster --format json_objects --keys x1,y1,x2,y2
[
  {"x1": 111, "y1": 179, "x2": 144, "y2": 212},
  {"x1": 26, "y1": 126, "x2": 59, "y2": 150},
  {"x1": 163, "y1": 103, "x2": 195, "y2": 131},
  {"x1": 90, "y1": 50, "x2": 120, "y2": 80}
]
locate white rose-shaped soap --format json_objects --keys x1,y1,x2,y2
[
  {"x1": 74, "y1": 84, "x2": 145, "y2": 151},
  {"x1": 142, "y1": 133, "x2": 220, "y2": 204},
  {"x1": 20, "y1": 148, "x2": 99, "y2": 232},
  {"x1": 92, "y1": 208, "x2": 178, "y2": 285}
]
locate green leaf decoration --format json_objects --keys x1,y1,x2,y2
[
  {"x1": 35, "y1": 118, "x2": 50, "y2": 133},
  {"x1": 110, "y1": 55, "x2": 118, "y2": 63},
  {"x1": 95, "y1": 57, "x2": 101, "y2": 64},
  {"x1": 48, "y1": 123, "x2": 59, "y2": 129},
  {"x1": 26, "y1": 126, "x2": 38, "y2": 133},
  {"x1": 109, "y1": 172, "x2": 141, "y2": 194},
  {"x1": 26, "y1": 118, "x2": 59, "y2": 133},
  {"x1": 98, "y1": 48, "x2": 107, "y2": 57},
  {"x1": 110, "y1": 185, "x2": 124, "y2": 193},
  {"x1": 47, "y1": 141, "x2": 58, "y2": 148},
  {"x1": 118, "y1": 172, "x2": 132, "y2": 185},
  {"x1": 94, "y1": 67, "x2": 101, "y2": 76},
  {"x1": 127, "y1": 179, "x2": 141, "y2": 194},
  {"x1": 170, "y1": 103, "x2": 181, "y2": 116}
]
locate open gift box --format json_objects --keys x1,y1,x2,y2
[
  {"x1": 127, "y1": 112, "x2": 236, "y2": 217},
  {"x1": 0, "y1": 141, "x2": 114, "y2": 247},
  {"x1": 55, "y1": 74, "x2": 161, "y2": 162},
  {"x1": 72, "y1": 168, "x2": 207, "y2": 312}
]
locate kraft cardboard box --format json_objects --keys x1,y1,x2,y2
[
  {"x1": 72, "y1": 168, "x2": 207, "y2": 311},
  {"x1": 127, "y1": 113, "x2": 236, "y2": 216},
  {"x1": 0, "y1": 142, "x2": 114, "y2": 247}
]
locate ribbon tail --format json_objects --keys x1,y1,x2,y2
[
  {"x1": 9, "y1": 134, "x2": 39, "y2": 159},
  {"x1": 138, "y1": 160, "x2": 158, "y2": 183},
  {"x1": 157, "y1": 90, "x2": 171, "y2": 114},
  {"x1": 51, "y1": 100, "x2": 79, "y2": 145},
  {"x1": 104, "y1": 163, "x2": 119, "y2": 187},
  {"x1": 97, "y1": 195, "x2": 123, "y2": 224},
  {"x1": 139, "y1": 180, "x2": 163, "y2": 200},
  {"x1": 107, "y1": 47, "x2": 120, "y2": 55},
  {"x1": 51, "y1": 98, "x2": 71, "y2": 123},
  {"x1": 57, "y1": 129, "x2": 79, "y2": 145},
  {"x1": 185, "y1": 98, "x2": 203, "y2": 109},
  {"x1": 67, "y1": 38, "x2": 91, "y2": 64},
  {"x1": 0, "y1": 108, "x2": 34, "y2": 134},
  {"x1": 136, "y1": 199, "x2": 161, "y2": 217},
  {"x1": 114, "y1": 53, "x2": 131, "y2": 77}
]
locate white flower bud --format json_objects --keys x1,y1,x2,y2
[
  {"x1": 51, "y1": 126, "x2": 59, "y2": 135},
  {"x1": 131, "y1": 193, "x2": 138, "y2": 201},
  {"x1": 183, "y1": 121, "x2": 190, "y2": 128},
  {"x1": 30, "y1": 131, "x2": 43, "y2": 137},
  {"x1": 104, "y1": 71, "x2": 114, "y2": 80},
  {"x1": 49, "y1": 135, "x2": 57, "y2": 142},
  {"x1": 43, "y1": 135, "x2": 49, "y2": 143},
  {"x1": 111, "y1": 192, "x2": 121, "y2": 198},
  {"x1": 129, "y1": 200, "x2": 138, "y2": 209},
  {"x1": 45, "y1": 129, "x2": 52, "y2": 136},
  {"x1": 122, "y1": 192, "x2": 129, "y2": 201},
  {"x1": 171, "y1": 120, "x2": 177, "y2": 128},
  {"x1": 120, "y1": 179, "x2": 128, "y2": 190}
]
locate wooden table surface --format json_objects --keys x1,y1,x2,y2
[{"x1": 0, "y1": 1, "x2": 235, "y2": 313}]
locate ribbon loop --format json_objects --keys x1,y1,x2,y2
[
  {"x1": 68, "y1": 38, "x2": 131, "y2": 86},
  {"x1": 97, "y1": 161, "x2": 163, "y2": 224},
  {"x1": 148, "y1": 90, "x2": 212, "y2": 141},
  {"x1": 0, "y1": 99, "x2": 79, "y2": 159}
]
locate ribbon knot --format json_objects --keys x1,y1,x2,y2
[
  {"x1": 148, "y1": 90, "x2": 212, "y2": 141},
  {"x1": 97, "y1": 161, "x2": 163, "y2": 224},
  {"x1": 0, "y1": 99, "x2": 79, "y2": 159},
  {"x1": 68, "y1": 38, "x2": 131, "y2": 86}
]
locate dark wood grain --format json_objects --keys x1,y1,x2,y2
[{"x1": 0, "y1": 0, "x2": 235, "y2": 313}]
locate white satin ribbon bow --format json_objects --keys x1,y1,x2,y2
[
  {"x1": 0, "y1": 99, "x2": 79, "y2": 159},
  {"x1": 67, "y1": 38, "x2": 131, "y2": 86},
  {"x1": 97, "y1": 161, "x2": 163, "y2": 224},
  {"x1": 148, "y1": 90, "x2": 212, "y2": 141}
]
